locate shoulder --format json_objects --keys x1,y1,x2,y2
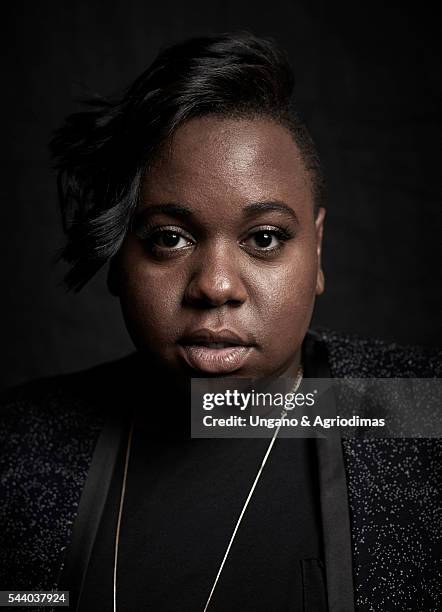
[
  {"x1": 0, "y1": 353, "x2": 138, "y2": 486},
  {"x1": 311, "y1": 328, "x2": 441, "y2": 377},
  {"x1": 0, "y1": 352, "x2": 138, "y2": 430},
  {"x1": 1, "y1": 362, "x2": 109, "y2": 447}
]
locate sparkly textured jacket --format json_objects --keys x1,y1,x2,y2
[{"x1": 0, "y1": 329, "x2": 440, "y2": 612}]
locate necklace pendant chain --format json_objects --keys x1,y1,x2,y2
[{"x1": 202, "y1": 364, "x2": 303, "y2": 612}]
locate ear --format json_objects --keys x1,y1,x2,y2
[
  {"x1": 107, "y1": 256, "x2": 120, "y2": 296},
  {"x1": 314, "y1": 207, "x2": 326, "y2": 295}
]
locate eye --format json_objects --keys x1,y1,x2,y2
[
  {"x1": 151, "y1": 230, "x2": 191, "y2": 248},
  {"x1": 241, "y1": 226, "x2": 292, "y2": 252},
  {"x1": 141, "y1": 226, "x2": 195, "y2": 253},
  {"x1": 249, "y1": 230, "x2": 279, "y2": 249}
]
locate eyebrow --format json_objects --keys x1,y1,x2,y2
[
  {"x1": 242, "y1": 201, "x2": 299, "y2": 224},
  {"x1": 133, "y1": 200, "x2": 299, "y2": 226},
  {"x1": 134, "y1": 203, "x2": 193, "y2": 223}
]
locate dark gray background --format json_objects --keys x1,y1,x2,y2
[{"x1": 2, "y1": 1, "x2": 441, "y2": 390}]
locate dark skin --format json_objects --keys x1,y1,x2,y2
[{"x1": 112, "y1": 115, "x2": 325, "y2": 382}]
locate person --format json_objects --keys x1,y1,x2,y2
[{"x1": 0, "y1": 32, "x2": 440, "y2": 612}]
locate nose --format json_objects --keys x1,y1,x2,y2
[{"x1": 183, "y1": 243, "x2": 248, "y2": 308}]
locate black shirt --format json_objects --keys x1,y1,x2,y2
[{"x1": 79, "y1": 429, "x2": 326, "y2": 611}]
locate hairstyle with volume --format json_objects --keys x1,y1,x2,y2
[{"x1": 50, "y1": 31, "x2": 324, "y2": 291}]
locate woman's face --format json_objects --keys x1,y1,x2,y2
[{"x1": 115, "y1": 116, "x2": 325, "y2": 379}]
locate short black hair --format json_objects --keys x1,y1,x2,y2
[{"x1": 50, "y1": 31, "x2": 324, "y2": 291}]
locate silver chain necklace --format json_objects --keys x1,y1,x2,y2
[{"x1": 113, "y1": 365, "x2": 303, "y2": 612}]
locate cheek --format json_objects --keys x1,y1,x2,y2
[
  {"x1": 117, "y1": 246, "x2": 185, "y2": 345},
  {"x1": 250, "y1": 243, "x2": 318, "y2": 342}
]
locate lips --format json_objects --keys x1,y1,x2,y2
[{"x1": 178, "y1": 328, "x2": 255, "y2": 374}]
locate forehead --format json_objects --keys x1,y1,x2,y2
[{"x1": 140, "y1": 116, "x2": 312, "y2": 216}]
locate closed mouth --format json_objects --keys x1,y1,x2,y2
[
  {"x1": 179, "y1": 328, "x2": 253, "y2": 348},
  {"x1": 188, "y1": 342, "x2": 240, "y2": 349},
  {"x1": 177, "y1": 329, "x2": 255, "y2": 374}
]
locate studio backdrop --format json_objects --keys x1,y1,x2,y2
[{"x1": 2, "y1": 0, "x2": 441, "y2": 390}]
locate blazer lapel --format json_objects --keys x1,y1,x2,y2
[{"x1": 303, "y1": 331, "x2": 355, "y2": 612}]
